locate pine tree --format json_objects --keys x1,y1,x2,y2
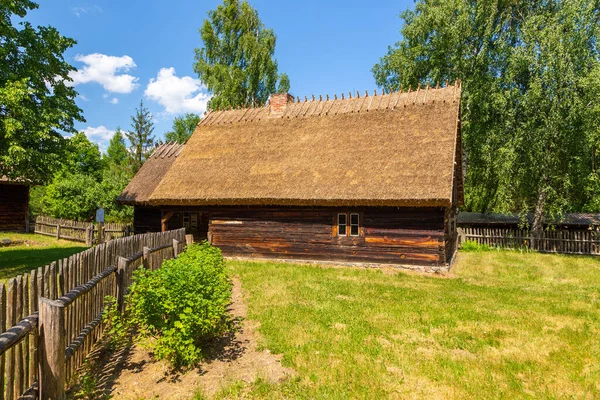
[{"x1": 126, "y1": 100, "x2": 155, "y2": 173}]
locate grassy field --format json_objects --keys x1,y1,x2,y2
[
  {"x1": 0, "y1": 233, "x2": 87, "y2": 280},
  {"x1": 210, "y1": 250, "x2": 600, "y2": 399}
]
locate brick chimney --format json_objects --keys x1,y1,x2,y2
[{"x1": 269, "y1": 93, "x2": 294, "y2": 114}]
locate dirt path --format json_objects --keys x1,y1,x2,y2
[{"x1": 72, "y1": 277, "x2": 293, "y2": 399}]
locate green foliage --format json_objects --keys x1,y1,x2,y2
[
  {"x1": 63, "y1": 132, "x2": 105, "y2": 181},
  {"x1": 105, "y1": 128, "x2": 129, "y2": 167},
  {"x1": 42, "y1": 173, "x2": 100, "y2": 220},
  {"x1": 194, "y1": 0, "x2": 291, "y2": 110},
  {"x1": 102, "y1": 296, "x2": 129, "y2": 350},
  {"x1": 165, "y1": 113, "x2": 201, "y2": 144},
  {"x1": 98, "y1": 167, "x2": 133, "y2": 223},
  {"x1": 0, "y1": 0, "x2": 83, "y2": 183},
  {"x1": 126, "y1": 100, "x2": 155, "y2": 174},
  {"x1": 126, "y1": 243, "x2": 232, "y2": 367},
  {"x1": 460, "y1": 240, "x2": 492, "y2": 252},
  {"x1": 372, "y1": 0, "x2": 600, "y2": 221}
]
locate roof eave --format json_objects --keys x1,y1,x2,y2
[{"x1": 142, "y1": 197, "x2": 453, "y2": 208}]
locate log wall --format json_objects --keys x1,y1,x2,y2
[
  {"x1": 0, "y1": 183, "x2": 29, "y2": 232},
  {"x1": 135, "y1": 206, "x2": 453, "y2": 267}
]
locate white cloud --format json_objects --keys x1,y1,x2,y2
[
  {"x1": 109, "y1": 97, "x2": 119, "y2": 104},
  {"x1": 144, "y1": 67, "x2": 211, "y2": 114},
  {"x1": 78, "y1": 94, "x2": 88, "y2": 101},
  {"x1": 72, "y1": 5, "x2": 102, "y2": 17},
  {"x1": 69, "y1": 53, "x2": 139, "y2": 94},
  {"x1": 81, "y1": 126, "x2": 115, "y2": 152}
]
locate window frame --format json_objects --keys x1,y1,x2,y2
[
  {"x1": 337, "y1": 213, "x2": 348, "y2": 237},
  {"x1": 336, "y1": 212, "x2": 361, "y2": 237},
  {"x1": 350, "y1": 213, "x2": 360, "y2": 237}
]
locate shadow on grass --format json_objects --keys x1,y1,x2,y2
[{"x1": 0, "y1": 246, "x2": 88, "y2": 280}]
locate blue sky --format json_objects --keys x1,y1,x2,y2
[{"x1": 25, "y1": 0, "x2": 412, "y2": 152}]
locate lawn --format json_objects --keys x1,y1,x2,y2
[
  {"x1": 0, "y1": 232, "x2": 88, "y2": 280},
  {"x1": 216, "y1": 250, "x2": 600, "y2": 399}
]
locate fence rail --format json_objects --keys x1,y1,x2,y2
[
  {"x1": 0, "y1": 228, "x2": 187, "y2": 399},
  {"x1": 34, "y1": 216, "x2": 133, "y2": 245},
  {"x1": 458, "y1": 226, "x2": 600, "y2": 255}
]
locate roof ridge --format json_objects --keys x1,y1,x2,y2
[{"x1": 198, "y1": 82, "x2": 460, "y2": 126}]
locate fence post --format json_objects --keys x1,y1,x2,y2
[
  {"x1": 85, "y1": 226, "x2": 93, "y2": 247},
  {"x1": 116, "y1": 257, "x2": 129, "y2": 313},
  {"x1": 55, "y1": 224, "x2": 61, "y2": 241},
  {"x1": 39, "y1": 297, "x2": 66, "y2": 400},
  {"x1": 97, "y1": 222, "x2": 104, "y2": 245},
  {"x1": 173, "y1": 239, "x2": 180, "y2": 258},
  {"x1": 125, "y1": 225, "x2": 131, "y2": 237},
  {"x1": 185, "y1": 234, "x2": 194, "y2": 246},
  {"x1": 143, "y1": 246, "x2": 151, "y2": 270}
]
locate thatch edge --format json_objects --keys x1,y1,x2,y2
[{"x1": 143, "y1": 197, "x2": 452, "y2": 208}]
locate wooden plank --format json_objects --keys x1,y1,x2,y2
[
  {"x1": 0, "y1": 283, "x2": 5, "y2": 400},
  {"x1": 38, "y1": 298, "x2": 66, "y2": 400},
  {"x1": 5, "y1": 278, "x2": 16, "y2": 400}
]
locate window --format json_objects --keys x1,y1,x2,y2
[
  {"x1": 338, "y1": 213, "x2": 347, "y2": 236},
  {"x1": 182, "y1": 212, "x2": 200, "y2": 231},
  {"x1": 337, "y1": 213, "x2": 360, "y2": 237},
  {"x1": 350, "y1": 213, "x2": 359, "y2": 236}
]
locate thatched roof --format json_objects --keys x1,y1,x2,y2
[
  {"x1": 117, "y1": 143, "x2": 184, "y2": 205},
  {"x1": 136, "y1": 83, "x2": 462, "y2": 207},
  {"x1": 0, "y1": 175, "x2": 29, "y2": 185}
]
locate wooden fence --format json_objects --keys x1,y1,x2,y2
[
  {"x1": 0, "y1": 228, "x2": 187, "y2": 399},
  {"x1": 458, "y1": 226, "x2": 600, "y2": 255},
  {"x1": 34, "y1": 216, "x2": 133, "y2": 245}
]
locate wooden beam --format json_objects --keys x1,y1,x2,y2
[{"x1": 161, "y1": 211, "x2": 175, "y2": 232}]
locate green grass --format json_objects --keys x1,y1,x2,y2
[
  {"x1": 0, "y1": 233, "x2": 87, "y2": 280},
  {"x1": 214, "y1": 251, "x2": 600, "y2": 399}
]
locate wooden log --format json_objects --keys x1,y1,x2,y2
[
  {"x1": 0, "y1": 313, "x2": 38, "y2": 356},
  {"x1": 143, "y1": 246, "x2": 151, "y2": 270},
  {"x1": 6, "y1": 279, "x2": 16, "y2": 400},
  {"x1": 116, "y1": 257, "x2": 128, "y2": 313},
  {"x1": 0, "y1": 283, "x2": 5, "y2": 400},
  {"x1": 97, "y1": 222, "x2": 104, "y2": 245},
  {"x1": 85, "y1": 227, "x2": 93, "y2": 247},
  {"x1": 185, "y1": 234, "x2": 194, "y2": 246},
  {"x1": 38, "y1": 298, "x2": 66, "y2": 400},
  {"x1": 173, "y1": 239, "x2": 180, "y2": 258}
]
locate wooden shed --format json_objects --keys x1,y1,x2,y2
[
  {"x1": 0, "y1": 176, "x2": 30, "y2": 232},
  {"x1": 119, "y1": 83, "x2": 463, "y2": 271}
]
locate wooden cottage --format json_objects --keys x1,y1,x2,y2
[
  {"x1": 0, "y1": 176, "x2": 30, "y2": 232},
  {"x1": 119, "y1": 83, "x2": 463, "y2": 270}
]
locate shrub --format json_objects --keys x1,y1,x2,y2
[
  {"x1": 460, "y1": 240, "x2": 493, "y2": 252},
  {"x1": 126, "y1": 242, "x2": 232, "y2": 367},
  {"x1": 102, "y1": 296, "x2": 129, "y2": 350}
]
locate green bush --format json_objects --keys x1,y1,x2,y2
[
  {"x1": 126, "y1": 242, "x2": 232, "y2": 367},
  {"x1": 460, "y1": 240, "x2": 493, "y2": 252}
]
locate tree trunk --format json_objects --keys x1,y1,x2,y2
[{"x1": 531, "y1": 188, "x2": 547, "y2": 251}]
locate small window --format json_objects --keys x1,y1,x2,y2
[
  {"x1": 350, "y1": 213, "x2": 360, "y2": 236},
  {"x1": 338, "y1": 213, "x2": 347, "y2": 236},
  {"x1": 191, "y1": 213, "x2": 198, "y2": 230},
  {"x1": 182, "y1": 212, "x2": 190, "y2": 229},
  {"x1": 337, "y1": 213, "x2": 360, "y2": 237}
]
